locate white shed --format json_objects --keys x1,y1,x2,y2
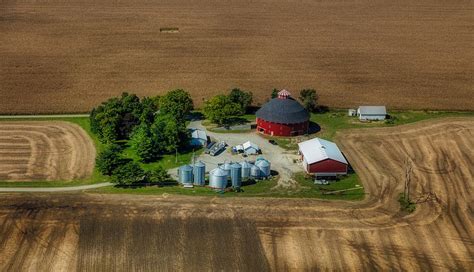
[
  {"x1": 242, "y1": 141, "x2": 260, "y2": 155},
  {"x1": 357, "y1": 106, "x2": 387, "y2": 121},
  {"x1": 190, "y1": 129, "x2": 208, "y2": 146}
]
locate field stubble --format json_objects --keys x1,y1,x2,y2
[
  {"x1": 0, "y1": 118, "x2": 473, "y2": 270},
  {"x1": 0, "y1": 0, "x2": 473, "y2": 113}
]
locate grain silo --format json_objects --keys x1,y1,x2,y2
[
  {"x1": 178, "y1": 165, "x2": 193, "y2": 184},
  {"x1": 256, "y1": 159, "x2": 271, "y2": 177},
  {"x1": 222, "y1": 161, "x2": 232, "y2": 176},
  {"x1": 250, "y1": 164, "x2": 261, "y2": 179},
  {"x1": 209, "y1": 167, "x2": 228, "y2": 190},
  {"x1": 240, "y1": 161, "x2": 252, "y2": 179},
  {"x1": 230, "y1": 163, "x2": 242, "y2": 188},
  {"x1": 193, "y1": 161, "x2": 206, "y2": 186}
]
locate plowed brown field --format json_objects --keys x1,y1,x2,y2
[
  {"x1": 0, "y1": 121, "x2": 95, "y2": 181},
  {"x1": 0, "y1": 118, "x2": 472, "y2": 271},
  {"x1": 1, "y1": 0, "x2": 473, "y2": 114}
]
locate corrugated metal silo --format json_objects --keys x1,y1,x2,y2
[
  {"x1": 222, "y1": 162, "x2": 232, "y2": 176},
  {"x1": 209, "y1": 167, "x2": 228, "y2": 190},
  {"x1": 230, "y1": 163, "x2": 242, "y2": 188},
  {"x1": 178, "y1": 164, "x2": 193, "y2": 184},
  {"x1": 193, "y1": 161, "x2": 206, "y2": 186},
  {"x1": 250, "y1": 164, "x2": 261, "y2": 179},
  {"x1": 256, "y1": 159, "x2": 271, "y2": 177},
  {"x1": 240, "y1": 161, "x2": 252, "y2": 179}
]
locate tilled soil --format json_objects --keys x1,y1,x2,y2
[
  {"x1": 1, "y1": 0, "x2": 473, "y2": 113},
  {"x1": 0, "y1": 118, "x2": 473, "y2": 271},
  {"x1": 0, "y1": 121, "x2": 95, "y2": 181}
]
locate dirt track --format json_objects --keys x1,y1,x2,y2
[
  {"x1": 0, "y1": 121, "x2": 95, "y2": 181},
  {"x1": 1, "y1": 0, "x2": 473, "y2": 113},
  {"x1": 0, "y1": 118, "x2": 472, "y2": 270}
]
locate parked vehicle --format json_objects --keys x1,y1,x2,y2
[
  {"x1": 205, "y1": 141, "x2": 216, "y2": 154},
  {"x1": 210, "y1": 141, "x2": 226, "y2": 156}
]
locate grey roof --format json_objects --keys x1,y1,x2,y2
[
  {"x1": 358, "y1": 106, "x2": 386, "y2": 115},
  {"x1": 256, "y1": 98, "x2": 309, "y2": 124}
]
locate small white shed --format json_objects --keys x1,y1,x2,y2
[
  {"x1": 357, "y1": 106, "x2": 387, "y2": 121},
  {"x1": 190, "y1": 129, "x2": 208, "y2": 146},
  {"x1": 242, "y1": 141, "x2": 260, "y2": 155}
]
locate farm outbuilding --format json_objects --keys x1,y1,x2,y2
[
  {"x1": 256, "y1": 89, "x2": 309, "y2": 136},
  {"x1": 242, "y1": 141, "x2": 260, "y2": 155},
  {"x1": 190, "y1": 129, "x2": 208, "y2": 146},
  {"x1": 298, "y1": 138, "x2": 348, "y2": 177},
  {"x1": 357, "y1": 106, "x2": 387, "y2": 121}
]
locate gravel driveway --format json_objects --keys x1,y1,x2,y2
[{"x1": 170, "y1": 121, "x2": 302, "y2": 187}]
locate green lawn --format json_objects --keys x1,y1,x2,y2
[
  {"x1": 123, "y1": 145, "x2": 203, "y2": 171},
  {"x1": 92, "y1": 172, "x2": 364, "y2": 200}
]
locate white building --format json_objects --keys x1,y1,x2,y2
[
  {"x1": 357, "y1": 106, "x2": 387, "y2": 121},
  {"x1": 242, "y1": 141, "x2": 260, "y2": 155},
  {"x1": 190, "y1": 129, "x2": 208, "y2": 146}
]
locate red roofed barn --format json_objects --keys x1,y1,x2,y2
[{"x1": 256, "y1": 90, "x2": 309, "y2": 136}]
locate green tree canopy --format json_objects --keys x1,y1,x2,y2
[
  {"x1": 228, "y1": 88, "x2": 253, "y2": 113},
  {"x1": 90, "y1": 92, "x2": 144, "y2": 142},
  {"x1": 151, "y1": 113, "x2": 190, "y2": 153},
  {"x1": 111, "y1": 161, "x2": 146, "y2": 185},
  {"x1": 271, "y1": 88, "x2": 279, "y2": 99},
  {"x1": 299, "y1": 89, "x2": 319, "y2": 112},
  {"x1": 203, "y1": 95, "x2": 244, "y2": 125},
  {"x1": 159, "y1": 89, "x2": 194, "y2": 121},
  {"x1": 146, "y1": 166, "x2": 172, "y2": 184},
  {"x1": 96, "y1": 144, "x2": 128, "y2": 176},
  {"x1": 130, "y1": 123, "x2": 159, "y2": 162}
]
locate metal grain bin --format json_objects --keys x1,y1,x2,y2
[
  {"x1": 240, "y1": 161, "x2": 252, "y2": 179},
  {"x1": 222, "y1": 162, "x2": 232, "y2": 176},
  {"x1": 178, "y1": 165, "x2": 193, "y2": 184},
  {"x1": 230, "y1": 163, "x2": 242, "y2": 188},
  {"x1": 250, "y1": 165, "x2": 261, "y2": 179},
  {"x1": 209, "y1": 167, "x2": 228, "y2": 190},
  {"x1": 256, "y1": 159, "x2": 271, "y2": 177},
  {"x1": 193, "y1": 161, "x2": 206, "y2": 186}
]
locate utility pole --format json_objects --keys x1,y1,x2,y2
[
  {"x1": 175, "y1": 147, "x2": 178, "y2": 163},
  {"x1": 404, "y1": 157, "x2": 413, "y2": 201}
]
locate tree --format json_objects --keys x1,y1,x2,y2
[
  {"x1": 90, "y1": 92, "x2": 144, "y2": 142},
  {"x1": 111, "y1": 161, "x2": 146, "y2": 185},
  {"x1": 151, "y1": 113, "x2": 190, "y2": 153},
  {"x1": 140, "y1": 97, "x2": 158, "y2": 125},
  {"x1": 130, "y1": 124, "x2": 159, "y2": 162},
  {"x1": 202, "y1": 95, "x2": 243, "y2": 126},
  {"x1": 271, "y1": 88, "x2": 279, "y2": 99},
  {"x1": 96, "y1": 144, "x2": 128, "y2": 176},
  {"x1": 159, "y1": 89, "x2": 194, "y2": 121},
  {"x1": 146, "y1": 166, "x2": 171, "y2": 184},
  {"x1": 299, "y1": 89, "x2": 319, "y2": 112},
  {"x1": 228, "y1": 88, "x2": 253, "y2": 113}
]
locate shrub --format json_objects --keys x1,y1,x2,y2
[
  {"x1": 111, "y1": 161, "x2": 146, "y2": 185},
  {"x1": 96, "y1": 144, "x2": 128, "y2": 176},
  {"x1": 398, "y1": 193, "x2": 416, "y2": 213}
]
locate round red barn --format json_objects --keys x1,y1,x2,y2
[{"x1": 256, "y1": 90, "x2": 309, "y2": 136}]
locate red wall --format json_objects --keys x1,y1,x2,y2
[
  {"x1": 256, "y1": 118, "x2": 308, "y2": 136},
  {"x1": 307, "y1": 159, "x2": 347, "y2": 174}
]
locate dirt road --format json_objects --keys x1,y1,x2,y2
[
  {"x1": 0, "y1": 121, "x2": 96, "y2": 181},
  {"x1": 0, "y1": 118, "x2": 472, "y2": 270}
]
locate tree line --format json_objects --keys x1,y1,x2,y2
[{"x1": 91, "y1": 90, "x2": 194, "y2": 185}]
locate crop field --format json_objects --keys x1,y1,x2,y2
[
  {"x1": 0, "y1": 118, "x2": 472, "y2": 270},
  {"x1": 0, "y1": 121, "x2": 95, "y2": 181},
  {"x1": 1, "y1": 0, "x2": 473, "y2": 114}
]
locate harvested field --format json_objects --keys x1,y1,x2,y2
[
  {"x1": 1, "y1": 0, "x2": 473, "y2": 114},
  {"x1": 0, "y1": 118, "x2": 473, "y2": 270},
  {"x1": 0, "y1": 121, "x2": 95, "y2": 181}
]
